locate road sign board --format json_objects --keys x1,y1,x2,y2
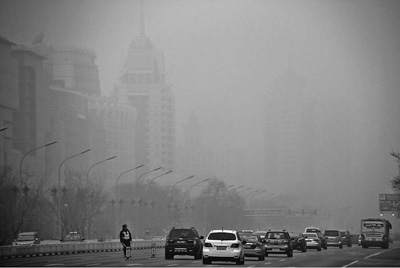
[{"x1": 379, "y1": 194, "x2": 400, "y2": 212}]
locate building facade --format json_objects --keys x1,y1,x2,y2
[{"x1": 114, "y1": 13, "x2": 175, "y2": 175}]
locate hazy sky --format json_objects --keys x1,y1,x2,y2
[{"x1": 1, "y1": 0, "x2": 400, "y2": 217}]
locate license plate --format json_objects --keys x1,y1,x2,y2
[
  {"x1": 175, "y1": 248, "x2": 186, "y2": 252},
  {"x1": 177, "y1": 241, "x2": 185, "y2": 243},
  {"x1": 216, "y1": 246, "x2": 227, "y2": 250}
]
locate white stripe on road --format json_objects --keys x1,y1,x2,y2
[
  {"x1": 342, "y1": 260, "x2": 358, "y2": 267},
  {"x1": 125, "y1": 264, "x2": 143, "y2": 266},
  {"x1": 365, "y1": 252, "x2": 382, "y2": 259},
  {"x1": 264, "y1": 262, "x2": 272, "y2": 265},
  {"x1": 167, "y1": 264, "x2": 178, "y2": 267},
  {"x1": 86, "y1": 263, "x2": 102, "y2": 267},
  {"x1": 45, "y1": 265, "x2": 65, "y2": 267}
]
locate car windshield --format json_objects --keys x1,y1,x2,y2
[
  {"x1": 303, "y1": 233, "x2": 318, "y2": 238},
  {"x1": 340, "y1": 231, "x2": 347, "y2": 236},
  {"x1": 325, "y1": 230, "x2": 339, "y2": 236},
  {"x1": 169, "y1": 229, "x2": 195, "y2": 239},
  {"x1": 267, "y1": 232, "x2": 285, "y2": 239},
  {"x1": 241, "y1": 234, "x2": 259, "y2": 242},
  {"x1": 17, "y1": 234, "x2": 35, "y2": 241},
  {"x1": 208, "y1": 232, "x2": 236, "y2": 241},
  {"x1": 64, "y1": 235, "x2": 81, "y2": 241}
]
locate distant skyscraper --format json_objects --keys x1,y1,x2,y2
[{"x1": 114, "y1": 3, "x2": 175, "y2": 173}]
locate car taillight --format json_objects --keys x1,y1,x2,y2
[
  {"x1": 193, "y1": 240, "x2": 197, "y2": 245},
  {"x1": 204, "y1": 242, "x2": 213, "y2": 247},
  {"x1": 231, "y1": 243, "x2": 240, "y2": 248}
]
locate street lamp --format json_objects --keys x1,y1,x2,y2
[
  {"x1": 19, "y1": 140, "x2": 57, "y2": 184},
  {"x1": 1, "y1": 127, "x2": 8, "y2": 168},
  {"x1": 57, "y1": 148, "x2": 91, "y2": 240},
  {"x1": 135, "y1": 167, "x2": 162, "y2": 188},
  {"x1": 170, "y1": 175, "x2": 195, "y2": 196},
  {"x1": 232, "y1": 185, "x2": 244, "y2": 191},
  {"x1": 147, "y1": 170, "x2": 173, "y2": 185},
  {"x1": 114, "y1": 164, "x2": 144, "y2": 238},
  {"x1": 188, "y1": 178, "x2": 210, "y2": 199},
  {"x1": 238, "y1": 187, "x2": 252, "y2": 194},
  {"x1": 0, "y1": 127, "x2": 7, "y2": 132},
  {"x1": 86, "y1": 155, "x2": 117, "y2": 183}
]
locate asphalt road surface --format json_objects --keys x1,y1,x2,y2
[{"x1": 1, "y1": 243, "x2": 399, "y2": 267}]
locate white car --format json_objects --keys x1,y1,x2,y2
[{"x1": 202, "y1": 229, "x2": 246, "y2": 265}]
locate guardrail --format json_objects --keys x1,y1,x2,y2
[{"x1": 0, "y1": 240, "x2": 165, "y2": 259}]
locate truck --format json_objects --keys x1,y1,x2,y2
[{"x1": 359, "y1": 218, "x2": 392, "y2": 249}]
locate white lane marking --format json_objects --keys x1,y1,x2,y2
[
  {"x1": 342, "y1": 260, "x2": 358, "y2": 267},
  {"x1": 167, "y1": 264, "x2": 178, "y2": 267},
  {"x1": 264, "y1": 262, "x2": 272, "y2": 265},
  {"x1": 192, "y1": 261, "x2": 201, "y2": 263},
  {"x1": 45, "y1": 265, "x2": 65, "y2": 267},
  {"x1": 279, "y1": 259, "x2": 286, "y2": 261},
  {"x1": 86, "y1": 263, "x2": 102, "y2": 267},
  {"x1": 125, "y1": 264, "x2": 143, "y2": 266},
  {"x1": 365, "y1": 252, "x2": 382, "y2": 259}
]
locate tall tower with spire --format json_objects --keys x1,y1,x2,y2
[{"x1": 114, "y1": 1, "x2": 175, "y2": 173}]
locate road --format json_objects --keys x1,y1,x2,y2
[{"x1": 1, "y1": 243, "x2": 399, "y2": 267}]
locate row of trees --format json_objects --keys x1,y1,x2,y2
[{"x1": 0, "y1": 164, "x2": 253, "y2": 245}]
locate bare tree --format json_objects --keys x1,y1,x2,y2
[{"x1": 390, "y1": 151, "x2": 400, "y2": 193}]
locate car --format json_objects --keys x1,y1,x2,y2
[
  {"x1": 253, "y1": 230, "x2": 268, "y2": 239},
  {"x1": 324, "y1": 229, "x2": 343, "y2": 249},
  {"x1": 240, "y1": 233, "x2": 265, "y2": 260},
  {"x1": 303, "y1": 232, "x2": 322, "y2": 251},
  {"x1": 61, "y1": 231, "x2": 85, "y2": 243},
  {"x1": 304, "y1": 227, "x2": 327, "y2": 250},
  {"x1": 340, "y1": 230, "x2": 352, "y2": 247},
  {"x1": 202, "y1": 229, "x2": 246, "y2": 265},
  {"x1": 165, "y1": 227, "x2": 204, "y2": 259},
  {"x1": 264, "y1": 230, "x2": 293, "y2": 257},
  {"x1": 290, "y1": 232, "x2": 307, "y2": 252},
  {"x1": 13, "y1": 232, "x2": 40, "y2": 246}
]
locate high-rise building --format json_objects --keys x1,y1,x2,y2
[{"x1": 114, "y1": 4, "x2": 175, "y2": 173}]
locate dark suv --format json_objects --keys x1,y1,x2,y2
[
  {"x1": 165, "y1": 227, "x2": 204, "y2": 259},
  {"x1": 264, "y1": 230, "x2": 293, "y2": 257}
]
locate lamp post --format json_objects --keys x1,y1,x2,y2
[
  {"x1": 187, "y1": 178, "x2": 209, "y2": 199},
  {"x1": 19, "y1": 140, "x2": 57, "y2": 184},
  {"x1": 57, "y1": 149, "x2": 91, "y2": 240},
  {"x1": 238, "y1": 186, "x2": 252, "y2": 194},
  {"x1": 115, "y1": 164, "x2": 144, "y2": 238},
  {"x1": 1, "y1": 127, "x2": 8, "y2": 168},
  {"x1": 170, "y1": 175, "x2": 195, "y2": 196},
  {"x1": 135, "y1": 167, "x2": 162, "y2": 189},
  {"x1": 232, "y1": 185, "x2": 244, "y2": 191},
  {"x1": 86, "y1": 155, "x2": 117, "y2": 183},
  {"x1": 147, "y1": 170, "x2": 173, "y2": 185}
]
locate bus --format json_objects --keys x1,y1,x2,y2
[{"x1": 359, "y1": 218, "x2": 392, "y2": 249}]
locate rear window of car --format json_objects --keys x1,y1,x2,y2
[
  {"x1": 208, "y1": 232, "x2": 236, "y2": 241},
  {"x1": 266, "y1": 232, "x2": 286, "y2": 239},
  {"x1": 17, "y1": 234, "x2": 36, "y2": 241},
  {"x1": 324, "y1": 230, "x2": 339, "y2": 236},
  {"x1": 303, "y1": 233, "x2": 318, "y2": 238},
  {"x1": 169, "y1": 229, "x2": 195, "y2": 239},
  {"x1": 241, "y1": 234, "x2": 259, "y2": 242}
]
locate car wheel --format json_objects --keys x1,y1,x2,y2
[
  {"x1": 202, "y1": 257, "x2": 211, "y2": 264},
  {"x1": 317, "y1": 246, "x2": 321, "y2": 251},
  {"x1": 194, "y1": 250, "x2": 202, "y2": 259},
  {"x1": 258, "y1": 254, "x2": 265, "y2": 261},
  {"x1": 165, "y1": 252, "x2": 173, "y2": 259},
  {"x1": 324, "y1": 245, "x2": 327, "y2": 250},
  {"x1": 339, "y1": 244, "x2": 343, "y2": 249},
  {"x1": 287, "y1": 250, "x2": 293, "y2": 257}
]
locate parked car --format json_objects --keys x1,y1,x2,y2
[
  {"x1": 304, "y1": 227, "x2": 327, "y2": 250},
  {"x1": 324, "y1": 229, "x2": 343, "y2": 249},
  {"x1": 61, "y1": 232, "x2": 85, "y2": 243},
  {"x1": 202, "y1": 229, "x2": 246, "y2": 265},
  {"x1": 303, "y1": 232, "x2": 322, "y2": 251},
  {"x1": 240, "y1": 233, "x2": 265, "y2": 260},
  {"x1": 290, "y1": 232, "x2": 307, "y2": 252},
  {"x1": 13, "y1": 232, "x2": 40, "y2": 246},
  {"x1": 340, "y1": 230, "x2": 352, "y2": 247},
  {"x1": 264, "y1": 230, "x2": 293, "y2": 257},
  {"x1": 165, "y1": 227, "x2": 204, "y2": 259}
]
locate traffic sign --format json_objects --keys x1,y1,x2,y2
[{"x1": 379, "y1": 194, "x2": 400, "y2": 212}]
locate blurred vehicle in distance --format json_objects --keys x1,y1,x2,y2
[
  {"x1": 340, "y1": 230, "x2": 352, "y2": 247},
  {"x1": 253, "y1": 230, "x2": 267, "y2": 239},
  {"x1": 304, "y1": 227, "x2": 327, "y2": 250},
  {"x1": 264, "y1": 230, "x2": 293, "y2": 257},
  {"x1": 61, "y1": 231, "x2": 85, "y2": 243},
  {"x1": 303, "y1": 232, "x2": 321, "y2": 251},
  {"x1": 240, "y1": 233, "x2": 265, "y2": 260},
  {"x1": 13, "y1": 232, "x2": 40, "y2": 246},
  {"x1": 324, "y1": 229, "x2": 343, "y2": 249},
  {"x1": 290, "y1": 232, "x2": 307, "y2": 252}
]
